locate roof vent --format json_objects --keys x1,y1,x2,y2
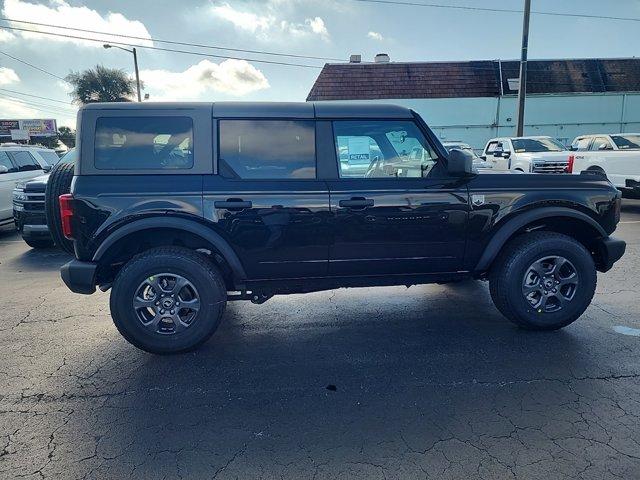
[
  {"x1": 349, "y1": 54, "x2": 362, "y2": 63},
  {"x1": 374, "y1": 53, "x2": 390, "y2": 63}
]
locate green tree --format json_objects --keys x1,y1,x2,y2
[
  {"x1": 58, "y1": 126, "x2": 76, "y2": 148},
  {"x1": 65, "y1": 65, "x2": 138, "y2": 104}
]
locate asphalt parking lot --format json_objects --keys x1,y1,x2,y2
[{"x1": 1, "y1": 201, "x2": 639, "y2": 480}]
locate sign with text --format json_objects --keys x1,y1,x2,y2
[
  {"x1": 10, "y1": 129, "x2": 30, "y2": 141},
  {"x1": 0, "y1": 119, "x2": 57, "y2": 137}
]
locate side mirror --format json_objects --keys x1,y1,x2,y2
[
  {"x1": 479, "y1": 155, "x2": 486, "y2": 161},
  {"x1": 568, "y1": 146, "x2": 577, "y2": 151},
  {"x1": 42, "y1": 165, "x2": 52, "y2": 173},
  {"x1": 493, "y1": 148, "x2": 504, "y2": 158},
  {"x1": 0, "y1": 165, "x2": 8, "y2": 174},
  {"x1": 503, "y1": 151, "x2": 511, "y2": 159},
  {"x1": 448, "y1": 148, "x2": 475, "y2": 177}
]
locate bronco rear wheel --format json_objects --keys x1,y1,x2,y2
[
  {"x1": 489, "y1": 232, "x2": 596, "y2": 331},
  {"x1": 110, "y1": 247, "x2": 227, "y2": 354}
]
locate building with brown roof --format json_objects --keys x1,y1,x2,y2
[{"x1": 307, "y1": 55, "x2": 640, "y2": 150}]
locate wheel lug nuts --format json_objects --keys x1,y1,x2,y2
[
  {"x1": 160, "y1": 309, "x2": 165, "y2": 314},
  {"x1": 170, "y1": 310, "x2": 175, "y2": 315}
]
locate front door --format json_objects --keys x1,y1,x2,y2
[
  {"x1": 203, "y1": 119, "x2": 330, "y2": 280},
  {"x1": 326, "y1": 119, "x2": 469, "y2": 276}
]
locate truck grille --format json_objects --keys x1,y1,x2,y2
[
  {"x1": 13, "y1": 191, "x2": 45, "y2": 213},
  {"x1": 532, "y1": 162, "x2": 569, "y2": 174}
]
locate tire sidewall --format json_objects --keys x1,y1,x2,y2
[
  {"x1": 503, "y1": 240, "x2": 596, "y2": 329},
  {"x1": 111, "y1": 253, "x2": 226, "y2": 354}
]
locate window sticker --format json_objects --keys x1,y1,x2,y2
[{"x1": 347, "y1": 137, "x2": 371, "y2": 161}]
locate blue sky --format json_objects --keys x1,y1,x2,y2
[{"x1": 0, "y1": 0, "x2": 639, "y2": 128}]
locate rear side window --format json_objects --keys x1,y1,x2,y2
[
  {"x1": 0, "y1": 151, "x2": 16, "y2": 173},
  {"x1": 94, "y1": 117, "x2": 194, "y2": 170},
  {"x1": 8, "y1": 151, "x2": 41, "y2": 172},
  {"x1": 218, "y1": 120, "x2": 316, "y2": 179}
]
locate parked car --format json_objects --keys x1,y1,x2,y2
[
  {"x1": 0, "y1": 144, "x2": 52, "y2": 230},
  {"x1": 568, "y1": 134, "x2": 640, "y2": 197},
  {"x1": 60, "y1": 102, "x2": 625, "y2": 354},
  {"x1": 13, "y1": 148, "x2": 76, "y2": 249},
  {"x1": 481, "y1": 136, "x2": 570, "y2": 173},
  {"x1": 443, "y1": 141, "x2": 492, "y2": 170}
]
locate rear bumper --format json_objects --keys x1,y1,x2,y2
[
  {"x1": 595, "y1": 237, "x2": 626, "y2": 273},
  {"x1": 60, "y1": 260, "x2": 97, "y2": 294}
]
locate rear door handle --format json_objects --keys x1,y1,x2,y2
[
  {"x1": 339, "y1": 198, "x2": 374, "y2": 208},
  {"x1": 214, "y1": 199, "x2": 253, "y2": 210}
]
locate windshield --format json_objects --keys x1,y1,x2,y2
[
  {"x1": 59, "y1": 148, "x2": 76, "y2": 164},
  {"x1": 611, "y1": 135, "x2": 640, "y2": 150},
  {"x1": 38, "y1": 150, "x2": 61, "y2": 166},
  {"x1": 511, "y1": 138, "x2": 566, "y2": 153}
]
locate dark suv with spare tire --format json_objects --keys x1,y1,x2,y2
[{"x1": 59, "y1": 102, "x2": 626, "y2": 354}]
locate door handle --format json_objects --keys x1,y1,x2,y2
[
  {"x1": 214, "y1": 199, "x2": 253, "y2": 210},
  {"x1": 339, "y1": 198, "x2": 374, "y2": 208}
]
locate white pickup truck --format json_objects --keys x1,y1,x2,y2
[
  {"x1": 481, "y1": 136, "x2": 570, "y2": 173},
  {"x1": 568, "y1": 134, "x2": 640, "y2": 196}
]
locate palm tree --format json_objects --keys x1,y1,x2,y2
[{"x1": 65, "y1": 65, "x2": 139, "y2": 104}]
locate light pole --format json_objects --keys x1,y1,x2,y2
[
  {"x1": 516, "y1": 0, "x2": 532, "y2": 137},
  {"x1": 103, "y1": 44, "x2": 142, "y2": 102}
]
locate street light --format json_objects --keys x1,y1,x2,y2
[{"x1": 103, "y1": 44, "x2": 142, "y2": 102}]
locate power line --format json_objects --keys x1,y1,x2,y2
[
  {"x1": 0, "y1": 17, "x2": 345, "y2": 62},
  {"x1": 349, "y1": 0, "x2": 640, "y2": 22},
  {"x1": 0, "y1": 24, "x2": 324, "y2": 69},
  {"x1": 0, "y1": 87, "x2": 72, "y2": 106},
  {"x1": 0, "y1": 49, "x2": 66, "y2": 81},
  {"x1": 0, "y1": 94, "x2": 76, "y2": 116}
]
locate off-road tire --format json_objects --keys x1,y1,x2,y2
[
  {"x1": 45, "y1": 162, "x2": 75, "y2": 254},
  {"x1": 24, "y1": 238, "x2": 54, "y2": 249},
  {"x1": 110, "y1": 247, "x2": 227, "y2": 354},
  {"x1": 489, "y1": 232, "x2": 596, "y2": 331}
]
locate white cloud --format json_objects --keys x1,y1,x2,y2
[
  {"x1": 0, "y1": 29, "x2": 15, "y2": 42},
  {"x1": 210, "y1": 3, "x2": 329, "y2": 40},
  {"x1": 1, "y1": 0, "x2": 153, "y2": 48},
  {"x1": 367, "y1": 31, "x2": 384, "y2": 41},
  {"x1": 0, "y1": 67, "x2": 19, "y2": 85},
  {"x1": 140, "y1": 59, "x2": 270, "y2": 99},
  {"x1": 0, "y1": 98, "x2": 38, "y2": 117}
]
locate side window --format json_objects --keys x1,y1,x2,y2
[
  {"x1": 333, "y1": 120, "x2": 437, "y2": 179},
  {"x1": 8, "y1": 151, "x2": 41, "y2": 172},
  {"x1": 38, "y1": 150, "x2": 61, "y2": 166},
  {"x1": 218, "y1": 120, "x2": 316, "y2": 179},
  {"x1": 572, "y1": 138, "x2": 591, "y2": 151},
  {"x1": 485, "y1": 141, "x2": 499, "y2": 155},
  {"x1": 590, "y1": 137, "x2": 612, "y2": 151},
  {"x1": 0, "y1": 151, "x2": 16, "y2": 173},
  {"x1": 95, "y1": 116, "x2": 193, "y2": 170}
]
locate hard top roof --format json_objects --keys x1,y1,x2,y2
[{"x1": 81, "y1": 101, "x2": 414, "y2": 119}]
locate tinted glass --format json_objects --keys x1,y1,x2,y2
[
  {"x1": 512, "y1": 138, "x2": 565, "y2": 152},
  {"x1": 572, "y1": 138, "x2": 591, "y2": 151},
  {"x1": 8, "y1": 151, "x2": 41, "y2": 172},
  {"x1": 333, "y1": 120, "x2": 437, "y2": 178},
  {"x1": 60, "y1": 148, "x2": 77, "y2": 164},
  {"x1": 0, "y1": 151, "x2": 15, "y2": 173},
  {"x1": 589, "y1": 137, "x2": 612, "y2": 151},
  {"x1": 95, "y1": 117, "x2": 193, "y2": 170},
  {"x1": 219, "y1": 120, "x2": 315, "y2": 179},
  {"x1": 611, "y1": 135, "x2": 640, "y2": 150},
  {"x1": 38, "y1": 150, "x2": 60, "y2": 166}
]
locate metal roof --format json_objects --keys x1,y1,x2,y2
[{"x1": 307, "y1": 58, "x2": 640, "y2": 101}]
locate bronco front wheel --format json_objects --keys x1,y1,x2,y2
[
  {"x1": 110, "y1": 247, "x2": 227, "y2": 354},
  {"x1": 489, "y1": 232, "x2": 597, "y2": 331}
]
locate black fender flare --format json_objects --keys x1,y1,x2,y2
[
  {"x1": 474, "y1": 207, "x2": 607, "y2": 272},
  {"x1": 92, "y1": 217, "x2": 247, "y2": 281}
]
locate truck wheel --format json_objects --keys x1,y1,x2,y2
[
  {"x1": 45, "y1": 162, "x2": 75, "y2": 255},
  {"x1": 110, "y1": 247, "x2": 227, "y2": 354},
  {"x1": 489, "y1": 232, "x2": 596, "y2": 331},
  {"x1": 24, "y1": 238, "x2": 54, "y2": 249}
]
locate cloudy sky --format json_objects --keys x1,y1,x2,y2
[{"x1": 0, "y1": 0, "x2": 639, "y2": 128}]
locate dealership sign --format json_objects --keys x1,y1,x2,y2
[{"x1": 0, "y1": 119, "x2": 57, "y2": 137}]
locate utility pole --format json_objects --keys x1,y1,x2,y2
[
  {"x1": 516, "y1": 0, "x2": 531, "y2": 137},
  {"x1": 103, "y1": 44, "x2": 142, "y2": 102},
  {"x1": 132, "y1": 48, "x2": 141, "y2": 102}
]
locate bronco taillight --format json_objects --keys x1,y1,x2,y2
[
  {"x1": 566, "y1": 155, "x2": 575, "y2": 173},
  {"x1": 59, "y1": 194, "x2": 74, "y2": 240}
]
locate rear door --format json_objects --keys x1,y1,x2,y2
[
  {"x1": 203, "y1": 118, "x2": 330, "y2": 280},
  {"x1": 324, "y1": 119, "x2": 469, "y2": 276}
]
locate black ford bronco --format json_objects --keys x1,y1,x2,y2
[{"x1": 60, "y1": 102, "x2": 625, "y2": 354}]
